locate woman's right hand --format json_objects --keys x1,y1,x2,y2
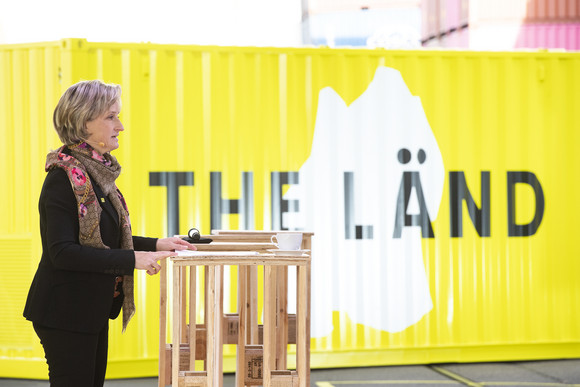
[{"x1": 134, "y1": 251, "x2": 174, "y2": 276}]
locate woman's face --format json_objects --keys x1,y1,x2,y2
[{"x1": 85, "y1": 101, "x2": 124, "y2": 154}]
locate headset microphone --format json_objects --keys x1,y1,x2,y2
[{"x1": 83, "y1": 139, "x2": 105, "y2": 148}]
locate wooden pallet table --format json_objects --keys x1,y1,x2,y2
[{"x1": 158, "y1": 231, "x2": 312, "y2": 387}]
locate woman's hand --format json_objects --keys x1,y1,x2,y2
[
  {"x1": 134, "y1": 238, "x2": 196, "y2": 276},
  {"x1": 156, "y1": 237, "x2": 197, "y2": 252},
  {"x1": 134, "y1": 251, "x2": 174, "y2": 276}
]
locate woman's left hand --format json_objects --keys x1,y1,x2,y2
[{"x1": 156, "y1": 237, "x2": 197, "y2": 252}]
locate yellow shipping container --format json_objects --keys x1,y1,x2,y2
[{"x1": 1, "y1": 38, "x2": 579, "y2": 380}]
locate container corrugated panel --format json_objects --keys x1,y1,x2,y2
[
  {"x1": 1, "y1": 39, "x2": 580, "y2": 380},
  {"x1": 0, "y1": 41, "x2": 65, "y2": 377},
  {"x1": 421, "y1": 0, "x2": 468, "y2": 42},
  {"x1": 421, "y1": 0, "x2": 437, "y2": 39},
  {"x1": 471, "y1": 0, "x2": 580, "y2": 24},
  {"x1": 524, "y1": 0, "x2": 580, "y2": 22},
  {"x1": 460, "y1": 0, "x2": 469, "y2": 25},
  {"x1": 515, "y1": 23, "x2": 580, "y2": 50},
  {"x1": 440, "y1": 0, "x2": 459, "y2": 32}
]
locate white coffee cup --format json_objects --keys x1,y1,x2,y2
[{"x1": 270, "y1": 232, "x2": 303, "y2": 250}]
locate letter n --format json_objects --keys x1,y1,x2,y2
[{"x1": 449, "y1": 171, "x2": 491, "y2": 237}]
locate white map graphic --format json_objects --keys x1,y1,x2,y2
[{"x1": 284, "y1": 66, "x2": 445, "y2": 336}]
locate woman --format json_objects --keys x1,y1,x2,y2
[{"x1": 23, "y1": 79, "x2": 195, "y2": 386}]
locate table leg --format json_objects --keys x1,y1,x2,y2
[
  {"x1": 206, "y1": 265, "x2": 224, "y2": 387},
  {"x1": 236, "y1": 266, "x2": 248, "y2": 387},
  {"x1": 204, "y1": 266, "x2": 209, "y2": 372},
  {"x1": 172, "y1": 265, "x2": 181, "y2": 387},
  {"x1": 159, "y1": 259, "x2": 167, "y2": 387},
  {"x1": 264, "y1": 265, "x2": 277, "y2": 387},
  {"x1": 181, "y1": 266, "x2": 188, "y2": 343},
  {"x1": 296, "y1": 263, "x2": 310, "y2": 387},
  {"x1": 189, "y1": 266, "x2": 197, "y2": 371},
  {"x1": 302, "y1": 239, "x2": 312, "y2": 387},
  {"x1": 248, "y1": 266, "x2": 259, "y2": 344},
  {"x1": 276, "y1": 266, "x2": 288, "y2": 370},
  {"x1": 218, "y1": 266, "x2": 224, "y2": 387}
]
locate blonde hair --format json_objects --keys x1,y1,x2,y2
[{"x1": 53, "y1": 80, "x2": 122, "y2": 145}]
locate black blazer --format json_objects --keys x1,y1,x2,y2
[{"x1": 23, "y1": 165, "x2": 157, "y2": 334}]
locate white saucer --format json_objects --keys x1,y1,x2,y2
[{"x1": 267, "y1": 249, "x2": 310, "y2": 256}]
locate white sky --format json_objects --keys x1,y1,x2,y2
[{"x1": 0, "y1": 0, "x2": 304, "y2": 46}]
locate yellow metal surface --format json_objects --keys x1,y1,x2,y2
[{"x1": 1, "y1": 38, "x2": 579, "y2": 379}]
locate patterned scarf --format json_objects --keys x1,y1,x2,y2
[{"x1": 45, "y1": 142, "x2": 135, "y2": 331}]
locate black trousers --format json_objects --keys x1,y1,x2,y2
[{"x1": 33, "y1": 322, "x2": 109, "y2": 387}]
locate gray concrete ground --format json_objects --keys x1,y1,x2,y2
[{"x1": 3, "y1": 359, "x2": 580, "y2": 386}]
